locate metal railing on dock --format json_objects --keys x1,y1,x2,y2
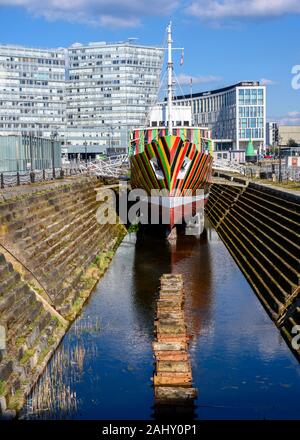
[{"x1": 0, "y1": 164, "x2": 86, "y2": 189}]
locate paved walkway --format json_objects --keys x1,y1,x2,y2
[{"x1": 215, "y1": 171, "x2": 300, "y2": 199}]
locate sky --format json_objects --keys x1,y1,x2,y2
[{"x1": 0, "y1": 0, "x2": 300, "y2": 124}]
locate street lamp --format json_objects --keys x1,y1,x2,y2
[
  {"x1": 277, "y1": 135, "x2": 282, "y2": 182},
  {"x1": 50, "y1": 129, "x2": 58, "y2": 179},
  {"x1": 83, "y1": 141, "x2": 88, "y2": 164}
]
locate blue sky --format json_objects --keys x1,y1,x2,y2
[{"x1": 0, "y1": 1, "x2": 300, "y2": 124}]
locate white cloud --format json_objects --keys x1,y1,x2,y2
[
  {"x1": 272, "y1": 111, "x2": 300, "y2": 125},
  {"x1": 260, "y1": 78, "x2": 277, "y2": 86},
  {"x1": 186, "y1": 0, "x2": 300, "y2": 22},
  {"x1": 2, "y1": 0, "x2": 300, "y2": 27},
  {"x1": 287, "y1": 111, "x2": 300, "y2": 117},
  {"x1": 176, "y1": 73, "x2": 222, "y2": 85},
  {"x1": 0, "y1": 0, "x2": 178, "y2": 28}
]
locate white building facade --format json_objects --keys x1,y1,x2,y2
[
  {"x1": 174, "y1": 81, "x2": 266, "y2": 160},
  {"x1": 0, "y1": 42, "x2": 163, "y2": 157},
  {"x1": 0, "y1": 45, "x2": 66, "y2": 140},
  {"x1": 66, "y1": 42, "x2": 164, "y2": 156}
]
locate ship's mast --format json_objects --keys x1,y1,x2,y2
[{"x1": 167, "y1": 22, "x2": 173, "y2": 135}]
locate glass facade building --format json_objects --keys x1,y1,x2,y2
[
  {"x1": 66, "y1": 42, "x2": 164, "y2": 156},
  {"x1": 0, "y1": 42, "x2": 163, "y2": 156},
  {"x1": 174, "y1": 82, "x2": 266, "y2": 153},
  {"x1": 0, "y1": 45, "x2": 66, "y2": 140}
]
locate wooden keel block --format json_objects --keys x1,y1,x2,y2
[
  {"x1": 153, "y1": 372, "x2": 192, "y2": 386},
  {"x1": 153, "y1": 273, "x2": 197, "y2": 405},
  {"x1": 154, "y1": 387, "x2": 197, "y2": 403},
  {"x1": 157, "y1": 300, "x2": 182, "y2": 308},
  {"x1": 156, "y1": 361, "x2": 191, "y2": 373},
  {"x1": 157, "y1": 311, "x2": 184, "y2": 320},
  {"x1": 160, "y1": 274, "x2": 182, "y2": 279},
  {"x1": 157, "y1": 306, "x2": 182, "y2": 313},
  {"x1": 157, "y1": 334, "x2": 189, "y2": 343},
  {"x1": 154, "y1": 351, "x2": 189, "y2": 361},
  {"x1": 159, "y1": 293, "x2": 183, "y2": 303},
  {"x1": 159, "y1": 289, "x2": 183, "y2": 296},
  {"x1": 155, "y1": 318, "x2": 185, "y2": 327},
  {"x1": 152, "y1": 341, "x2": 188, "y2": 351},
  {"x1": 156, "y1": 323, "x2": 187, "y2": 334}
]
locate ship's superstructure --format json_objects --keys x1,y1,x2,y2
[{"x1": 129, "y1": 23, "x2": 213, "y2": 231}]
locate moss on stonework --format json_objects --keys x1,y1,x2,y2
[
  {"x1": 20, "y1": 348, "x2": 35, "y2": 365},
  {"x1": 38, "y1": 347, "x2": 51, "y2": 365},
  {"x1": 64, "y1": 225, "x2": 126, "y2": 322},
  {"x1": 8, "y1": 389, "x2": 24, "y2": 411},
  {"x1": 0, "y1": 380, "x2": 7, "y2": 395},
  {"x1": 16, "y1": 336, "x2": 26, "y2": 346}
]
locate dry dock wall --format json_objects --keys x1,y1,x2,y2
[
  {"x1": 206, "y1": 181, "x2": 300, "y2": 359},
  {"x1": 0, "y1": 176, "x2": 126, "y2": 416}
]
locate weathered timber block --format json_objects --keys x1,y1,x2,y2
[
  {"x1": 160, "y1": 280, "x2": 183, "y2": 286},
  {"x1": 154, "y1": 351, "x2": 189, "y2": 361},
  {"x1": 156, "y1": 323, "x2": 187, "y2": 334},
  {"x1": 157, "y1": 311, "x2": 184, "y2": 320},
  {"x1": 160, "y1": 284, "x2": 183, "y2": 291},
  {"x1": 154, "y1": 318, "x2": 185, "y2": 327},
  {"x1": 154, "y1": 386, "x2": 197, "y2": 403},
  {"x1": 157, "y1": 306, "x2": 182, "y2": 314},
  {"x1": 160, "y1": 288, "x2": 183, "y2": 294},
  {"x1": 159, "y1": 293, "x2": 184, "y2": 303},
  {"x1": 156, "y1": 361, "x2": 191, "y2": 373},
  {"x1": 160, "y1": 285, "x2": 183, "y2": 291},
  {"x1": 157, "y1": 334, "x2": 189, "y2": 343},
  {"x1": 154, "y1": 372, "x2": 192, "y2": 386},
  {"x1": 157, "y1": 299, "x2": 182, "y2": 308},
  {"x1": 152, "y1": 341, "x2": 187, "y2": 352},
  {"x1": 160, "y1": 274, "x2": 182, "y2": 280}
]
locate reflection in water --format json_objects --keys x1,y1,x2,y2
[{"x1": 22, "y1": 225, "x2": 300, "y2": 420}]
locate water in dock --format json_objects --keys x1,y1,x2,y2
[{"x1": 22, "y1": 223, "x2": 300, "y2": 420}]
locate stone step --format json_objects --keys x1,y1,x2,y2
[
  {"x1": 7, "y1": 301, "x2": 44, "y2": 348},
  {"x1": 225, "y1": 212, "x2": 298, "y2": 293},
  {"x1": 239, "y1": 193, "x2": 300, "y2": 235},
  {"x1": 234, "y1": 202, "x2": 299, "y2": 267},
  {"x1": 0, "y1": 180, "x2": 100, "y2": 225},
  {"x1": 230, "y1": 207, "x2": 299, "y2": 284},
  {"x1": 26, "y1": 197, "x2": 100, "y2": 263},
  {"x1": 45, "y1": 225, "x2": 105, "y2": 302},
  {"x1": 218, "y1": 222, "x2": 283, "y2": 317},
  {"x1": 1, "y1": 288, "x2": 36, "y2": 330},
  {"x1": 0, "y1": 270, "x2": 21, "y2": 297},
  {"x1": 42, "y1": 214, "x2": 99, "y2": 275},
  {"x1": 11, "y1": 189, "x2": 97, "y2": 244},
  {"x1": 246, "y1": 186, "x2": 300, "y2": 215},
  {"x1": 222, "y1": 217, "x2": 289, "y2": 303}
]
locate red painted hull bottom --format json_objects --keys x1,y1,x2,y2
[{"x1": 142, "y1": 194, "x2": 209, "y2": 231}]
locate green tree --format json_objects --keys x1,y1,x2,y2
[{"x1": 287, "y1": 138, "x2": 298, "y2": 148}]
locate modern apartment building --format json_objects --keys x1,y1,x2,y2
[
  {"x1": 66, "y1": 42, "x2": 164, "y2": 156},
  {"x1": 266, "y1": 121, "x2": 278, "y2": 147},
  {"x1": 0, "y1": 45, "x2": 66, "y2": 140},
  {"x1": 0, "y1": 42, "x2": 163, "y2": 157},
  {"x1": 174, "y1": 81, "x2": 266, "y2": 160},
  {"x1": 278, "y1": 125, "x2": 300, "y2": 146}
]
